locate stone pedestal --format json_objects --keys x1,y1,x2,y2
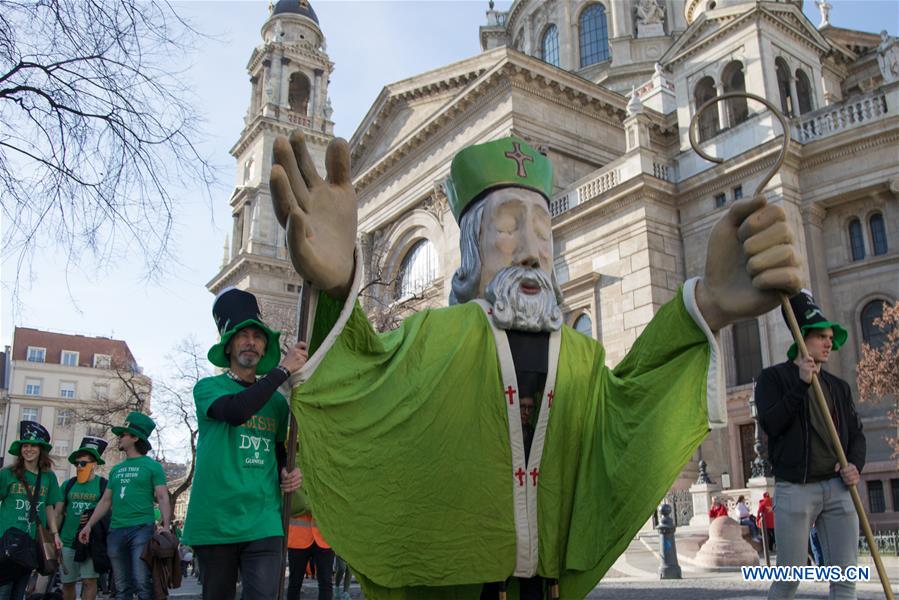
[
  {"x1": 689, "y1": 482, "x2": 721, "y2": 528},
  {"x1": 637, "y1": 22, "x2": 665, "y2": 38},
  {"x1": 747, "y1": 476, "x2": 775, "y2": 507},
  {"x1": 694, "y1": 517, "x2": 760, "y2": 568}
]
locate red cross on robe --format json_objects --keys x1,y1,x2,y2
[
  {"x1": 530, "y1": 468, "x2": 539, "y2": 486},
  {"x1": 547, "y1": 389, "x2": 554, "y2": 408},
  {"x1": 505, "y1": 385, "x2": 516, "y2": 406},
  {"x1": 515, "y1": 467, "x2": 526, "y2": 487}
]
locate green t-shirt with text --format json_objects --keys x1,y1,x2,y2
[
  {"x1": 109, "y1": 456, "x2": 166, "y2": 529},
  {"x1": 60, "y1": 477, "x2": 102, "y2": 547},
  {"x1": 0, "y1": 467, "x2": 61, "y2": 538},
  {"x1": 181, "y1": 374, "x2": 287, "y2": 545}
]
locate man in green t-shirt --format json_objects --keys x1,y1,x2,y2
[
  {"x1": 58, "y1": 436, "x2": 109, "y2": 600},
  {"x1": 80, "y1": 412, "x2": 169, "y2": 600},
  {"x1": 181, "y1": 288, "x2": 304, "y2": 600}
]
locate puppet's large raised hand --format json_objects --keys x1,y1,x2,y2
[
  {"x1": 270, "y1": 132, "x2": 357, "y2": 300},
  {"x1": 696, "y1": 194, "x2": 802, "y2": 331}
]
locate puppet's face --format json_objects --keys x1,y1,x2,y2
[{"x1": 478, "y1": 188, "x2": 561, "y2": 332}]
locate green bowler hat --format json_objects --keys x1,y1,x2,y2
[
  {"x1": 111, "y1": 412, "x2": 156, "y2": 446},
  {"x1": 446, "y1": 136, "x2": 553, "y2": 222},
  {"x1": 69, "y1": 436, "x2": 108, "y2": 466}
]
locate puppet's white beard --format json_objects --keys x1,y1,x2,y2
[{"x1": 485, "y1": 266, "x2": 563, "y2": 332}]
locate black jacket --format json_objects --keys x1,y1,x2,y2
[{"x1": 756, "y1": 361, "x2": 866, "y2": 483}]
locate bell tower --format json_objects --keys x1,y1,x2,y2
[{"x1": 207, "y1": 0, "x2": 335, "y2": 340}]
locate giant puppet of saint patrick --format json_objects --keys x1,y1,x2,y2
[{"x1": 270, "y1": 133, "x2": 801, "y2": 599}]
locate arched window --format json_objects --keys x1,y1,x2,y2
[
  {"x1": 396, "y1": 239, "x2": 437, "y2": 299},
  {"x1": 288, "y1": 72, "x2": 311, "y2": 115},
  {"x1": 574, "y1": 314, "x2": 593, "y2": 337},
  {"x1": 541, "y1": 25, "x2": 560, "y2": 67},
  {"x1": 849, "y1": 218, "x2": 865, "y2": 261},
  {"x1": 861, "y1": 300, "x2": 888, "y2": 349},
  {"x1": 579, "y1": 4, "x2": 610, "y2": 67},
  {"x1": 870, "y1": 213, "x2": 888, "y2": 256},
  {"x1": 722, "y1": 61, "x2": 749, "y2": 127},
  {"x1": 694, "y1": 76, "x2": 719, "y2": 142},
  {"x1": 795, "y1": 69, "x2": 814, "y2": 115},
  {"x1": 775, "y1": 58, "x2": 793, "y2": 116}
]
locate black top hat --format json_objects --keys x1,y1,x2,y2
[
  {"x1": 207, "y1": 287, "x2": 282, "y2": 374},
  {"x1": 782, "y1": 289, "x2": 848, "y2": 360},
  {"x1": 69, "y1": 436, "x2": 109, "y2": 466},
  {"x1": 8, "y1": 421, "x2": 52, "y2": 456}
]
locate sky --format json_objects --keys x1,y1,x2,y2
[{"x1": 1, "y1": 0, "x2": 897, "y2": 458}]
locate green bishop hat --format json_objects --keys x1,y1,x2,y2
[
  {"x1": 446, "y1": 136, "x2": 553, "y2": 222},
  {"x1": 111, "y1": 411, "x2": 156, "y2": 446}
]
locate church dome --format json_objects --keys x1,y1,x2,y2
[{"x1": 272, "y1": 0, "x2": 319, "y2": 24}]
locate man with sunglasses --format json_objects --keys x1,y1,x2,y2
[{"x1": 58, "y1": 437, "x2": 109, "y2": 600}]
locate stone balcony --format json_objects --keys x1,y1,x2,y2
[
  {"x1": 792, "y1": 83, "x2": 896, "y2": 144},
  {"x1": 550, "y1": 149, "x2": 674, "y2": 218}
]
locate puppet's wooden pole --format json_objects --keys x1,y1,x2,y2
[{"x1": 277, "y1": 283, "x2": 312, "y2": 600}]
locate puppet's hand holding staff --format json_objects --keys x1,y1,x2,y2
[
  {"x1": 695, "y1": 193, "x2": 802, "y2": 331},
  {"x1": 270, "y1": 131, "x2": 358, "y2": 300}
]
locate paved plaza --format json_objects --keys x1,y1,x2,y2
[{"x1": 167, "y1": 537, "x2": 898, "y2": 599}]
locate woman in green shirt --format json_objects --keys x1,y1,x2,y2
[{"x1": 0, "y1": 421, "x2": 62, "y2": 600}]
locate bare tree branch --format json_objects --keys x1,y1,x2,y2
[{"x1": 0, "y1": 0, "x2": 218, "y2": 300}]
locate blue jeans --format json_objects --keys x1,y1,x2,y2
[
  {"x1": 0, "y1": 563, "x2": 31, "y2": 600},
  {"x1": 107, "y1": 523, "x2": 154, "y2": 600}
]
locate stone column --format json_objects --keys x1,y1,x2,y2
[
  {"x1": 279, "y1": 56, "x2": 291, "y2": 109},
  {"x1": 312, "y1": 68, "x2": 324, "y2": 121},
  {"x1": 788, "y1": 74, "x2": 799, "y2": 117},
  {"x1": 716, "y1": 84, "x2": 728, "y2": 130}
]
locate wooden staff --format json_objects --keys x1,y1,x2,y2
[
  {"x1": 277, "y1": 283, "x2": 313, "y2": 600},
  {"x1": 690, "y1": 92, "x2": 894, "y2": 600}
]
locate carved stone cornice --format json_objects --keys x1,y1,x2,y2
[
  {"x1": 800, "y1": 129, "x2": 899, "y2": 169},
  {"x1": 799, "y1": 203, "x2": 827, "y2": 227},
  {"x1": 207, "y1": 252, "x2": 296, "y2": 293},
  {"x1": 230, "y1": 115, "x2": 333, "y2": 158},
  {"x1": 352, "y1": 54, "x2": 658, "y2": 193},
  {"x1": 559, "y1": 271, "x2": 602, "y2": 296},
  {"x1": 665, "y1": 4, "x2": 828, "y2": 67},
  {"x1": 678, "y1": 142, "x2": 789, "y2": 204}
]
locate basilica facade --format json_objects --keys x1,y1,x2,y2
[{"x1": 209, "y1": 0, "x2": 898, "y2": 530}]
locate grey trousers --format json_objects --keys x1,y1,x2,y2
[{"x1": 768, "y1": 478, "x2": 860, "y2": 600}]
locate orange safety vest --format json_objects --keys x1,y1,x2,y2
[{"x1": 287, "y1": 513, "x2": 330, "y2": 550}]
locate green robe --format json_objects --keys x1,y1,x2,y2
[{"x1": 293, "y1": 277, "x2": 720, "y2": 599}]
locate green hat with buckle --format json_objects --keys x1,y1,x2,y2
[
  {"x1": 69, "y1": 436, "x2": 108, "y2": 466},
  {"x1": 445, "y1": 136, "x2": 553, "y2": 222},
  {"x1": 111, "y1": 412, "x2": 156, "y2": 446},
  {"x1": 7, "y1": 421, "x2": 52, "y2": 456}
]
